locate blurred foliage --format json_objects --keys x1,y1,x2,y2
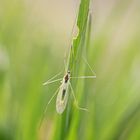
[{"x1": 0, "y1": 0, "x2": 140, "y2": 140}]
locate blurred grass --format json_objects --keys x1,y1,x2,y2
[{"x1": 0, "y1": 0, "x2": 140, "y2": 140}]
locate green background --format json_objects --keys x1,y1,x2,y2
[{"x1": 0, "y1": 0, "x2": 140, "y2": 140}]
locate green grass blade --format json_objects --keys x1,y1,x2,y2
[{"x1": 53, "y1": 0, "x2": 91, "y2": 140}]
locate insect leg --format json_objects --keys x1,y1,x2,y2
[
  {"x1": 39, "y1": 87, "x2": 60, "y2": 129},
  {"x1": 45, "y1": 87, "x2": 60, "y2": 112},
  {"x1": 82, "y1": 56, "x2": 96, "y2": 76},
  {"x1": 64, "y1": 58, "x2": 67, "y2": 72},
  {"x1": 43, "y1": 71, "x2": 62, "y2": 85},
  {"x1": 43, "y1": 78, "x2": 62, "y2": 86},
  {"x1": 69, "y1": 82, "x2": 89, "y2": 112},
  {"x1": 70, "y1": 76, "x2": 96, "y2": 79},
  {"x1": 70, "y1": 56, "x2": 97, "y2": 79}
]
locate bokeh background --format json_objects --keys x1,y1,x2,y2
[{"x1": 0, "y1": 0, "x2": 140, "y2": 140}]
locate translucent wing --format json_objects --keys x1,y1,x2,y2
[{"x1": 56, "y1": 82, "x2": 69, "y2": 114}]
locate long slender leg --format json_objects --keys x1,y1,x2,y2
[
  {"x1": 69, "y1": 56, "x2": 97, "y2": 79},
  {"x1": 39, "y1": 87, "x2": 60, "y2": 129},
  {"x1": 69, "y1": 82, "x2": 89, "y2": 112},
  {"x1": 43, "y1": 71, "x2": 62, "y2": 85},
  {"x1": 64, "y1": 58, "x2": 67, "y2": 73},
  {"x1": 44, "y1": 87, "x2": 60, "y2": 113},
  {"x1": 43, "y1": 78, "x2": 62, "y2": 86},
  {"x1": 82, "y1": 56, "x2": 96, "y2": 76},
  {"x1": 70, "y1": 76, "x2": 96, "y2": 79}
]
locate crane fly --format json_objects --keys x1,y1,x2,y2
[
  {"x1": 42, "y1": 10, "x2": 96, "y2": 114},
  {"x1": 56, "y1": 71, "x2": 70, "y2": 114},
  {"x1": 43, "y1": 66, "x2": 96, "y2": 114}
]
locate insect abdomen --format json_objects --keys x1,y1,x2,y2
[{"x1": 62, "y1": 89, "x2": 66, "y2": 100}]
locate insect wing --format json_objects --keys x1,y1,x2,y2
[{"x1": 56, "y1": 82, "x2": 69, "y2": 114}]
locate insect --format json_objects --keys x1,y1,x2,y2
[
  {"x1": 56, "y1": 70, "x2": 70, "y2": 114},
  {"x1": 42, "y1": 10, "x2": 96, "y2": 114},
  {"x1": 43, "y1": 57, "x2": 96, "y2": 114}
]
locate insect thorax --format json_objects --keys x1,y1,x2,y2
[{"x1": 64, "y1": 71, "x2": 70, "y2": 83}]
